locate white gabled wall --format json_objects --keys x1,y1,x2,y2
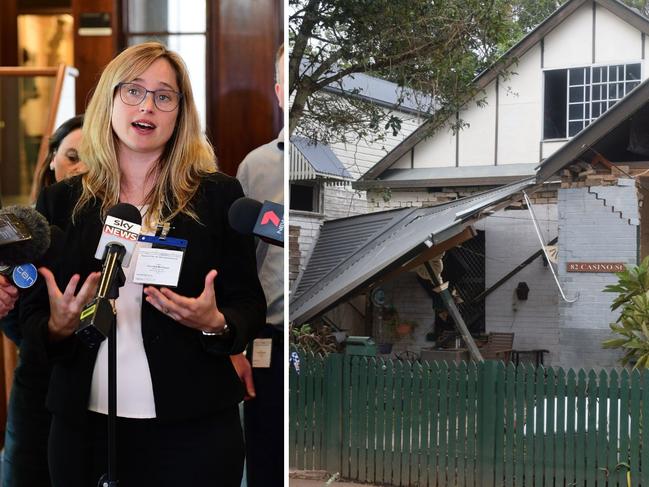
[
  {"x1": 458, "y1": 82, "x2": 497, "y2": 166},
  {"x1": 595, "y1": 5, "x2": 642, "y2": 63},
  {"x1": 544, "y1": 3, "x2": 593, "y2": 69},
  {"x1": 497, "y1": 44, "x2": 543, "y2": 165},
  {"x1": 413, "y1": 123, "x2": 456, "y2": 168}
]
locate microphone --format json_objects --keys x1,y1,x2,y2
[
  {"x1": 77, "y1": 203, "x2": 142, "y2": 347},
  {"x1": 228, "y1": 197, "x2": 284, "y2": 247},
  {"x1": 0, "y1": 206, "x2": 51, "y2": 289}
]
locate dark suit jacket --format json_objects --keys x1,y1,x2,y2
[{"x1": 20, "y1": 173, "x2": 266, "y2": 421}]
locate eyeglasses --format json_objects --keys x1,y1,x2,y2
[{"x1": 117, "y1": 82, "x2": 182, "y2": 112}]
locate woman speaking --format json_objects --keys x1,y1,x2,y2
[{"x1": 20, "y1": 42, "x2": 265, "y2": 486}]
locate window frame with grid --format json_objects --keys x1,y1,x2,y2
[{"x1": 544, "y1": 62, "x2": 642, "y2": 140}]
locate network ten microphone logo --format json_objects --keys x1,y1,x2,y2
[{"x1": 254, "y1": 201, "x2": 284, "y2": 244}]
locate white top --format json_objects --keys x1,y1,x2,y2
[{"x1": 88, "y1": 231, "x2": 157, "y2": 418}]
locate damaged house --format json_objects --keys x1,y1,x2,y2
[{"x1": 290, "y1": 0, "x2": 649, "y2": 371}]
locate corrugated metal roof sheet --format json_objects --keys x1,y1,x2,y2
[
  {"x1": 290, "y1": 177, "x2": 536, "y2": 324},
  {"x1": 293, "y1": 207, "x2": 411, "y2": 298},
  {"x1": 290, "y1": 136, "x2": 352, "y2": 180}
]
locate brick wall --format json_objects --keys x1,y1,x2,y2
[
  {"x1": 288, "y1": 212, "x2": 323, "y2": 292},
  {"x1": 556, "y1": 180, "x2": 639, "y2": 370},
  {"x1": 477, "y1": 205, "x2": 560, "y2": 365}
]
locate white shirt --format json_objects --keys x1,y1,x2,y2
[{"x1": 88, "y1": 234, "x2": 156, "y2": 418}]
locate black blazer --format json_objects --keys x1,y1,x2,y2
[{"x1": 20, "y1": 173, "x2": 266, "y2": 421}]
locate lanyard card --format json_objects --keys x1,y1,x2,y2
[{"x1": 132, "y1": 235, "x2": 188, "y2": 287}]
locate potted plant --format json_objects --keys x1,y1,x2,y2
[{"x1": 395, "y1": 319, "x2": 419, "y2": 336}]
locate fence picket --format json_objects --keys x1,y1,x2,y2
[
  {"x1": 513, "y1": 364, "x2": 526, "y2": 487},
  {"x1": 410, "y1": 361, "x2": 423, "y2": 487},
  {"x1": 493, "y1": 362, "x2": 506, "y2": 487},
  {"x1": 400, "y1": 360, "x2": 413, "y2": 487},
  {"x1": 554, "y1": 368, "x2": 566, "y2": 485},
  {"x1": 640, "y1": 371, "x2": 649, "y2": 487},
  {"x1": 533, "y1": 365, "x2": 545, "y2": 487},
  {"x1": 608, "y1": 370, "x2": 620, "y2": 487},
  {"x1": 448, "y1": 362, "x2": 459, "y2": 487},
  {"x1": 375, "y1": 357, "x2": 387, "y2": 485},
  {"x1": 420, "y1": 362, "x2": 431, "y2": 487},
  {"x1": 596, "y1": 370, "x2": 610, "y2": 486},
  {"x1": 585, "y1": 370, "x2": 598, "y2": 486},
  {"x1": 503, "y1": 363, "x2": 516, "y2": 487},
  {"x1": 457, "y1": 361, "x2": 468, "y2": 487},
  {"x1": 438, "y1": 361, "x2": 450, "y2": 487},
  {"x1": 523, "y1": 364, "x2": 535, "y2": 487},
  {"x1": 565, "y1": 369, "x2": 577, "y2": 486},
  {"x1": 630, "y1": 369, "x2": 641, "y2": 487},
  {"x1": 357, "y1": 357, "x2": 369, "y2": 483},
  {"x1": 466, "y1": 361, "x2": 478, "y2": 487},
  {"x1": 575, "y1": 370, "x2": 587, "y2": 486},
  {"x1": 544, "y1": 367, "x2": 556, "y2": 487},
  {"x1": 341, "y1": 355, "x2": 352, "y2": 479},
  {"x1": 366, "y1": 358, "x2": 378, "y2": 484},
  {"x1": 428, "y1": 361, "x2": 441, "y2": 487},
  {"x1": 616, "y1": 369, "x2": 630, "y2": 487},
  {"x1": 392, "y1": 360, "x2": 405, "y2": 485}
]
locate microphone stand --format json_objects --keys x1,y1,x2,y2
[
  {"x1": 100, "y1": 273, "x2": 122, "y2": 487},
  {"x1": 79, "y1": 243, "x2": 126, "y2": 487}
]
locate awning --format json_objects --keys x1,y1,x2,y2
[
  {"x1": 290, "y1": 177, "x2": 536, "y2": 324},
  {"x1": 290, "y1": 136, "x2": 352, "y2": 184}
]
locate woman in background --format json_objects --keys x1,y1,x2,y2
[{"x1": 3, "y1": 114, "x2": 86, "y2": 487}]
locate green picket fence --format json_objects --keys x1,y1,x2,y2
[{"x1": 289, "y1": 349, "x2": 649, "y2": 486}]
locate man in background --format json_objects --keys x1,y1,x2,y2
[{"x1": 235, "y1": 43, "x2": 284, "y2": 487}]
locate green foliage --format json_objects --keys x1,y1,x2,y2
[
  {"x1": 289, "y1": 0, "x2": 518, "y2": 143},
  {"x1": 603, "y1": 256, "x2": 649, "y2": 368}
]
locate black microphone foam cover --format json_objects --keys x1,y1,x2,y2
[
  {"x1": 228, "y1": 197, "x2": 262, "y2": 235},
  {"x1": 0, "y1": 206, "x2": 50, "y2": 266},
  {"x1": 107, "y1": 202, "x2": 142, "y2": 225}
]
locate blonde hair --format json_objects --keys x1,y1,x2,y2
[{"x1": 76, "y1": 42, "x2": 216, "y2": 226}]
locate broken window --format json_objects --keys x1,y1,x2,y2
[{"x1": 543, "y1": 63, "x2": 641, "y2": 140}]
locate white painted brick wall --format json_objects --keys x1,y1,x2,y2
[
  {"x1": 477, "y1": 205, "x2": 561, "y2": 365},
  {"x1": 556, "y1": 183, "x2": 638, "y2": 370}
]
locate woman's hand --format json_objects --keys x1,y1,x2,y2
[
  {"x1": 143, "y1": 269, "x2": 227, "y2": 334},
  {"x1": 39, "y1": 267, "x2": 101, "y2": 341},
  {"x1": 0, "y1": 275, "x2": 19, "y2": 319},
  {"x1": 230, "y1": 353, "x2": 255, "y2": 400}
]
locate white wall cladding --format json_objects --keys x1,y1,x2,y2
[
  {"x1": 320, "y1": 114, "x2": 422, "y2": 220},
  {"x1": 457, "y1": 83, "x2": 497, "y2": 166},
  {"x1": 477, "y1": 206, "x2": 560, "y2": 365},
  {"x1": 412, "y1": 122, "x2": 457, "y2": 168},
  {"x1": 544, "y1": 3, "x2": 593, "y2": 69},
  {"x1": 497, "y1": 44, "x2": 543, "y2": 165},
  {"x1": 541, "y1": 140, "x2": 567, "y2": 159},
  {"x1": 595, "y1": 5, "x2": 642, "y2": 63}
]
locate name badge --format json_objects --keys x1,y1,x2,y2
[
  {"x1": 252, "y1": 338, "x2": 272, "y2": 368},
  {"x1": 133, "y1": 248, "x2": 184, "y2": 287}
]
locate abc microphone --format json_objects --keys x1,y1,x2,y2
[
  {"x1": 0, "y1": 206, "x2": 51, "y2": 289},
  {"x1": 228, "y1": 197, "x2": 284, "y2": 247},
  {"x1": 77, "y1": 203, "x2": 142, "y2": 347}
]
